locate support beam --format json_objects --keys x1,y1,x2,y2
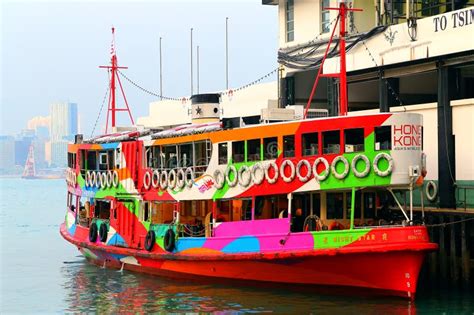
[{"x1": 437, "y1": 64, "x2": 456, "y2": 208}]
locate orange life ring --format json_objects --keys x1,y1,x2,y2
[{"x1": 329, "y1": 221, "x2": 345, "y2": 230}]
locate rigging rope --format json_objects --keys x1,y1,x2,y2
[
  {"x1": 118, "y1": 67, "x2": 278, "y2": 101},
  {"x1": 90, "y1": 84, "x2": 109, "y2": 137}
]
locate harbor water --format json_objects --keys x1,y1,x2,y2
[{"x1": 0, "y1": 178, "x2": 473, "y2": 314}]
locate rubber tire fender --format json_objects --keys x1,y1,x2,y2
[
  {"x1": 89, "y1": 222, "x2": 98, "y2": 243},
  {"x1": 144, "y1": 230, "x2": 156, "y2": 252},
  {"x1": 99, "y1": 222, "x2": 108, "y2": 243},
  {"x1": 164, "y1": 228, "x2": 176, "y2": 252}
]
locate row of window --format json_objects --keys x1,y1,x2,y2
[
  {"x1": 79, "y1": 150, "x2": 117, "y2": 171},
  {"x1": 146, "y1": 140, "x2": 211, "y2": 170},
  {"x1": 218, "y1": 126, "x2": 391, "y2": 164}
]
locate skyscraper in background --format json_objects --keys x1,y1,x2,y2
[
  {"x1": 0, "y1": 136, "x2": 15, "y2": 172},
  {"x1": 50, "y1": 102, "x2": 78, "y2": 142},
  {"x1": 49, "y1": 102, "x2": 78, "y2": 167}
]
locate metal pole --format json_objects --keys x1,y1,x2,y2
[
  {"x1": 159, "y1": 36, "x2": 163, "y2": 100},
  {"x1": 191, "y1": 28, "x2": 193, "y2": 96},
  {"x1": 350, "y1": 187, "x2": 355, "y2": 230},
  {"x1": 225, "y1": 17, "x2": 229, "y2": 90},
  {"x1": 197, "y1": 45, "x2": 200, "y2": 94}
]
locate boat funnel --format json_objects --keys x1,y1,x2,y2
[{"x1": 190, "y1": 93, "x2": 221, "y2": 124}]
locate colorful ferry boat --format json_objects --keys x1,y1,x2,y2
[{"x1": 61, "y1": 2, "x2": 437, "y2": 299}]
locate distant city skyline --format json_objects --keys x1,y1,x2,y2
[{"x1": 1, "y1": 0, "x2": 278, "y2": 136}]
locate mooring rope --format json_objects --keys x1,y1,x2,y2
[{"x1": 425, "y1": 217, "x2": 474, "y2": 228}]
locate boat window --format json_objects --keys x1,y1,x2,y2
[
  {"x1": 247, "y1": 139, "x2": 261, "y2": 162},
  {"x1": 322, "y1": 130, "x2": 340, "y2": 154},
  {"x1": 375, "y1": 126, "x2": 391, "y2": 150},
  {"x1": 217, "y1": 198, "x2": 252, "y2": 222},
  {"x1": 312, "y1": 193, "x2": 321, "y2": 218},
  {"x1": 232, "y1": 141, "x2": 245, "y2": 163},
  {"x1": 364, "y1": 192, "x2": 376, "y2": 219},
  {"x1": 150, "y1": 202, "x2": 174, "y2": 224},
  {"x1": 346, "y1": 190, "x2": 361, "y2": 220},
  {"x1": 283, "y1": 135, "x2": 295, "y2": 158},
  {"x1": 107, "y1": 150, "x2": 114, "y2": 170},
  {"x1": 179, "y1": 143, "x2": 193, "y2": 168},
  {"x1": 326, "y1": 192, "x2": 344, "y2": 219},
  {"x1": 263, "y1": 137, "x2": 278, "y2": 160},
  {"x1": 80, "y1": 150, "x2": 86, "y2": 171},
  {"x1": 255, "y1": 194, "x2": 289, "y2": 220},
  {"x1": 86, "y1": 151, "x2": 97, "y2": 170},
  {"x1": 98, "y1": 152, "x2": 108, "y2": 171},
  {"x1": 146, "y1": 146, "x2": 161, "y2": 169},
  {"x1": 67, "y1": 153, "x2": 76, "y2": 168},
  {"x1": 218, "y1": 143, "x2": 228, "y2": 165},
  {"x1": 344, "y1": 128, "x2": 365, "y2": 153},
  {"x1": 141, "y1": 202, "x2": 150, "y2": 222},
  {"x1": 194, "y1": 140, "x2": 211, "y2": 172},
  {"x1": 163, "y1": 145, "x2": 178, "y2": 169},
  {"x1": 302, "y1": 132, "x2": 319, "y2": 156},
  {"x1": 94, "y1": 200, "x2": 111, "y2": 220}
]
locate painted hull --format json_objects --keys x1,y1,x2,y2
[{"x1": 60, "y1": 224, "x2": 437, "y2": 299}]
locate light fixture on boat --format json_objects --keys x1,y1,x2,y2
[{"x1": 190, "y1": 93, "x2": 221, "y2": 124}]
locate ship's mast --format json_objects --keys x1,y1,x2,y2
[
  {"x1": 303, "y1": 1, "x2": 361, "y2": 118},
  {"x1": 99, "y1": 27, "x2": 135, "y2": 133}
]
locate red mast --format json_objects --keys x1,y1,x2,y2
[
  {"x1": 303, "y1": 1, "x2": 361, "y2": 118},
  {"x1": 99, "y1": 27, "x2": 134, "y2": 133}
]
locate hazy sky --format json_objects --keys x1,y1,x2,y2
[{"x1": 1, "y1": 0, "x2": 278, "y2": 136}]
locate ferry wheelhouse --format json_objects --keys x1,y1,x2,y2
[{"x1": 61, "y1": 2, "x2": 437, "y2": 299}]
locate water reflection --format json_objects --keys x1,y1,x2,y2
[{"x1": 61, "y1": 259, "x2": 418, "y2": 314}]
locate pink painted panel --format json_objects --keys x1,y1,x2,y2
[{"x1": 214, "y1": 218, "x2": 290, "y2": 237}]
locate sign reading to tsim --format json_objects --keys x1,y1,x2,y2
[{"x1": 393, "y1": 125, "x2": 422, "y2": 150}]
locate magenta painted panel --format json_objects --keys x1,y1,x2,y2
[{"x1": 213, "y1": 218, "x2": 290, "y2": 237}]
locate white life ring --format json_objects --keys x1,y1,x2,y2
[
  {"x1": 265, "y1": 161, "x2": 279, "y2": 184},
  {"x1": 95, "y1": 171, "x2": 101, "y2": 188},
  {"x1": 168, "y1": 169, "x2": 177, "y2": 189},
  {"x1": 425, "y1": 180, "x2": 438, "y2": 202},
  {"x1": 151, "y1": 169, "x2": 160, "y2": 188},
  {"x1": 213, "y1": 169, "x2": 225, "y2": 189},
  {"x1": 251, "y1": 163, "x2": 265, "y2": 185},
  {"x1": 312, "y1": 157, "x2": 330, "y2": 182},
  {"x1": 106, "y1": 171, "x2": 113, "y2": 188},
  {"x1": 280, "y1": 160, "x2": 296, "y2": 183},
  {"x1": 238, "y1": 165, "x2": 252, "y2": 187},
  {"x1": 225, "y1": 165, "x2": 238, "y2": 187},
  {"x1": 100, "y1": 172, "x2": 107, "y2": 189},
  {"x1": 143, "y1": 171, "x2": 152, "y2": 190},
  {"x1": 112, "y1": 170, "x2": 119, "y2": 188},
  {"x1": 85, "y1": 171, "x2": 92, "y2": 187},
  {"x1": 296, "y1": 159, "x2": 312, "y2": 182},
  {"x1": 176, "y1": 168, "x2": 186, "y2": 189},
  {"x1": 373, "y1": 152, "x2": 394, "y2": 177},
  {"x1": 160, "y1": 171, "x2": 168, "y2": 190},
  {"x1": 351, "y1": 154, "x2": 371, "y2": 178},
  {"x1": 185, "y1": 167, "x2": 195, "y2": 188},
  {"x1": 331, "y1": 156, "x2": 350, "y2": 180},
  {"x1": 90, "y1": 171, "x2": 97, "y2": 188}
]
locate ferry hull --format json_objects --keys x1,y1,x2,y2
[{"x1": 61, "y1": 224, "x2": 436, "y2": 299}]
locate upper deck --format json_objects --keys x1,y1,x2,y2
[{"x1": 66, "y1": 112, "x2": 425, "y2": 202}]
